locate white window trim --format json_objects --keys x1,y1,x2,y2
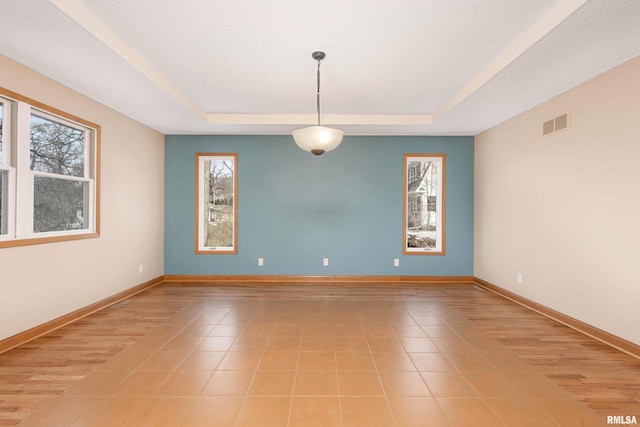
[{"x1": 0, "y1": 96, "x2": 15, "y2": 241}]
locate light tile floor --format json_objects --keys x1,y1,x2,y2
[{"x1": 1, "y1": 283, "x2": 638, "y2": 426}]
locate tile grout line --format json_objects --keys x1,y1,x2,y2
[
  {"x1": 405, "y1": 306, "x2": 455, "y2": 427},
  {"x1": 335, "y1": 325, "x2": 345, "y2": 427},
  {"x1": 231, "y1": 306, "x2": 277, "y2": 427},
  {"x1": 437, "y1": 296, "x2": 594, "y2": 427},
  {"x1": 371, "y1": 304, "x2": 400, "y2": 427},
  {"x1": 134, "y1": 303, "x2": 215, "y2": 425},
  {"x1": 285, "y1": 323, "x2": 304, "y2": 427}
]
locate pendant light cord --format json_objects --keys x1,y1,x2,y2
[{"x1": 316, "y1": 58, "x2": 321, "y2": 126}]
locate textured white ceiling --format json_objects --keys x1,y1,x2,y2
[{"x1": 0, "y1": 0, "x2": 639, "y2": 135}]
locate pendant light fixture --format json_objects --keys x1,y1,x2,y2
[{"x1": 292, "y1": 51, "x2": 344, "y2": 155}]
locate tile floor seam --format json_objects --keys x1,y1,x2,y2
[
  {"x1": 375, "y1": 317, "x2": 400, "y2": 427},
  {"x1": 285, "y1": 331, "x2": 304, "y2": 427},
  {"x1": 440, "y1": 337, "x2": 579, "y2": 427},
  {"x1": 442, "y1": 348, "x2": 510, "y2": 427},
  {"x1": 440, "y1": 315, "x2": 602, "y2": 427},
  {"x1": 414, "y1": 314, "x2": 494, "y2": 427},
  {"x1": 333, "y1": 332, "x2": 345, "y2": 427},
  {"x1": 489, "y1": 397, "x2": 563, "y2": 427},
  {"x1": 414, "y1": 336, "x2": 459, "y2": 427},
  {"x1": 231, "y1": 311, "x2": 276, "y2": 427},
  {"x1": 529, "y1": 397, "x2": 588, "y2": 427}
]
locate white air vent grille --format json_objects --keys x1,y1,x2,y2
[{"x1": 543, "y1": 113, "x2": 569, "y2": 136}]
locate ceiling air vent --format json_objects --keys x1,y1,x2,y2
[{"x1": 543, "y1": 113, "x2": 569, "y2": 136}]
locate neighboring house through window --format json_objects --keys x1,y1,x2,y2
[
  {"x1": 404, "y1": 154, "x2": 445, "y2": 255},
  {"x1": 195, "y1": 153, "x2": 237, "y2": 254}
]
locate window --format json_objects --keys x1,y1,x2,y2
[
  {"x1": 0, "y1": 98, "x2": 9, "y2": 236},
  {"x1": 0, "y1": 88, "x2": 100, "y2": 248},
  {"x1": 195, "y1": 153, "x2": 237, "y2": 254},
  {"x1": 404, "y1": 154, "x2": 445, "y2": 255},
  {"x1": 31, "y1": 112, "x2": 90, "y2": 233}
]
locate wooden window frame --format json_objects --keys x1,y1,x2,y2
[
  {"x1": 403, "y1": 153, "x2": 446, "y2": 255},
  {"x1": 0, "y1": 86, "x2": 100, "y2": 249},
  {"x1": 195, "y1": 152, "x2": 238, "y2": 254}
]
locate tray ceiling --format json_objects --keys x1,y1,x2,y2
[{"x1": 1, "y1": 0, "x2": 638, "y2": 135}]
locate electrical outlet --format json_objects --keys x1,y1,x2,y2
[
  {"x1": 323, "y1": 258, "x2": 329, "y2": 266},
  {"x1": 517, "y1": 273, "x2": 523, "y2": 284},
  {"x1": 394, "y1": 258, "x2": 400, "y2": 267},
  {"x1": 138, "y1": 264, "x2": 144, "y2": 274},
  {"x1": 258, "y1": 258, "x2": 263, "y2": 266}
]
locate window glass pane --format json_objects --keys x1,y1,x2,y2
[
  {"x1": 203, "y1": 158, "x2": 234, "y2": 248},
  {"x1": 30, "y1": 114, "x2": 84, "y2": 177},
  {"x1": 407, "y1": 160, "x2": 439, "y2": 249},
  {"x1": 404, "y1": 154, "x2": 444, "y2": 254},
  {"x1": 33, "y1": 176, "x2": 87, "y2": 232},
  {"x1": 0, "y1": 170, "x2": 6, "y2": 235},
  {"x1": 0, "y1": 102, "x2": 4, "y2": 165}
]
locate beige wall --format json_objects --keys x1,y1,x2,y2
[
  {"x1": 475, "y1": 55, "x2": 640, "y2": 345},
  {"x1": 0, "y1": 55, "x2": 165, "y2": 341}
]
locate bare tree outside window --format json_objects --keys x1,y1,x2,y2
[
  {"x1": 404, "y1": 154, "x2": 445, "y2": 255},
  {"x1": 0, "y1": 102, "x2": 4, "y2": 165},
  {"x1": 0, "y1": 102, "x2": 5, "y2": 235},
  {"x1": 33, "y1": 177, "x2": 87, "y2": 232},
  {"x1": 30, "y1": 114, "x2": 84, "y2": 176},
  {"x1": 196, "y1": 153, "x2": 237, "y2": 254},
  {"x1": 0, "y1": 87, "x2": 99, "y2": 248},
  {"x1": 30, "y1": 113, "x2": 88, "y2": 233}
]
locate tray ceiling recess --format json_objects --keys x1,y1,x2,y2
[{"x1": 1, "y1": 0, "x2": 638, "y2": 135}]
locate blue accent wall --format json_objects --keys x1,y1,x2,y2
[{"x1": 165, "y1": 135, "x2": 473, "y2": 276}]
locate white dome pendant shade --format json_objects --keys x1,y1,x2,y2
[
  {"x1": 292, "y1": 125, "x2": 344, "y2": 155},
  {"x1": 292, "y1": 51, "x2": 344, "y2": 156}
]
